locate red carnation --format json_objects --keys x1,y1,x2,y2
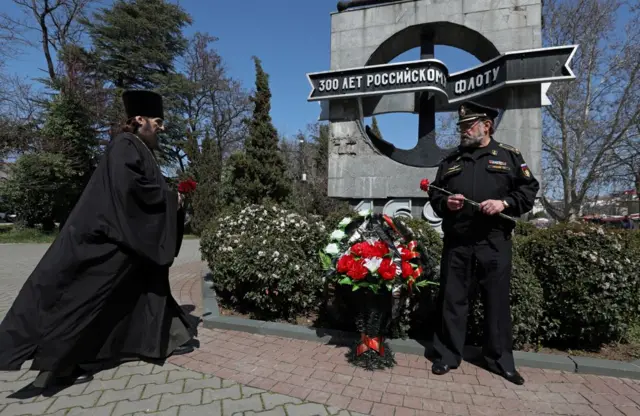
[
  {"x1": 372, "y1": 240, "x2": 390, "y2": 257},
  {"x1": 351, "y1": 242, "x2": 373, "y2": 258},
  {"x1": 347, "y1": 259, "x2": 369, "y2": 280},
  {"x1": 378, "y1": 258, "x2": 397, "y2": 280},
  {"x1": 336, "y1": 254, "x2": 355, "y2": 274},
  {"x1": 399, "y1": 245, "x2": 419, "y2": 262},
  {"x1": 401, "y1": 262, "x2": 414, "y2": 279},
  {"x1": 178, "y1": 178, "x2": 197, "y2": 194},
  {"x1": 420, "y1": 178, "x2": 430, "y2": 192}
]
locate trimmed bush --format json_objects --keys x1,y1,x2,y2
[
  {"x1": 200, "y1": 204, "x2": 326, "y2": 320},
  {"x1": 514, "y1": 220, "x2": 538, "y2": 237},
  {"x1": 520, "y1": 223, "x2": 640, "y2": 348}
]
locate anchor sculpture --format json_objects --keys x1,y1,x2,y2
[{"x1": 334, "y1": 0, "x2": 454, "y2": 167}]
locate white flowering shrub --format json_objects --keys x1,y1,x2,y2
[
  {"x1": 521, "y1": 223, "x2": 640, "y2": 348},
  {"x1": 200, "y1": 204, "x2": 327, "y2": 320}
]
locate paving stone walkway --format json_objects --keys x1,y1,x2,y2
[
  {"x1": 0, "y1": 360, "x2": 354, "y2": 416},
  {"x1": 5, "y1": 240, "x2": 640, "y2": 415},
  {"x1": 0, "y1": 241, "x2": 357, "y2": 415}
]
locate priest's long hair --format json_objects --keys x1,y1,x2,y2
[{"x1": 121, "y1": 117, "x2": 143, "y2": 134}]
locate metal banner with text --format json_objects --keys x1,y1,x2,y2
[{"x1": 307, "y1": 45, "x2": 578, "y2": 103}]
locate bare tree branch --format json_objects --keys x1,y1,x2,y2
[
  {"x1": 0, "y1": 0, "x2": 95, "y2": 82},
  {"x1": 175, "y1": 32, "x2": 251, "y2": 175},
  {"x1": 541, "y1": 0, "x2": 640, "y2": 221}
]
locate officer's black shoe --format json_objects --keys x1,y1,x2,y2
[
  {"x1": 431, "y1": 362, "x2": 451, "y2": 375},
  {"x1": 501, "y1": 370, "x2": 525, "y2": 386}
]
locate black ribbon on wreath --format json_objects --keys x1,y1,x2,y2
[{"x1": 347, "y1": 289, "x2": 397, "y2": 370}]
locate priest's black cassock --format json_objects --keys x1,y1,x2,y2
[{"x1": 0, "y1": 131, "x2": 193, "y2": 374}]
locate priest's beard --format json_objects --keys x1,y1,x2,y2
[
  {"x1": 137, "y1": 119, "x2": 159, "y2": 150},
  {"x1": 460, "y1": 131, "x2": 484, "y2": 148}
]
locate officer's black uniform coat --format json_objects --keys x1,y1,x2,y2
[
  {"x1": 429, "y1": 138, "x2": 539, "y2": 238},
  {"x1": 0, "y1": 133, "x2": 193, "y2": 372}
]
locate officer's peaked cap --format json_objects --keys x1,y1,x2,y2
[
  {"x1": 457, "y1": 101, "x2": 499, "y2": 125},
  {"x1": 122, "y1": 90, "x2": 164, "y2": 120}
]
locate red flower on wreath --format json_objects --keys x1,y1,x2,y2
[
  {"x1": 378, "y1": 258, "x2": 397, "y2": 280},
  {"x1": 401, "y1": 261, "x2": 414, "y2": 279},
  {"x1": 351, "y1": 241, "x2": 389, "y2": 258},
  {"x1": 336, "y1": 254, "x2": 355, "y2": 274},
  {"x1": 178, "y1": 178, "x2": 197, "y2": 194},
  {"x1": 371, "y1": 241, "x2": 390, "y2": 257},
  {"x1": 350, "y1": 242, "x2": 372, "y2": 258},
  {"x1": 347, "y1": 259, "x2": 369, "y2": 280}
]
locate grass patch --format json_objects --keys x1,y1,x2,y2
[
  {"x1": 0, "y1": 224, "x2": 58, "y2": 244},
  {"x1": 183, "y1": 234, "x2": 198, "y2": 240}
]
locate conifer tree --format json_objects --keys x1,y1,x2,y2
[{"x1": 228, "y1": 57, "x2": 290, "y2": 205}]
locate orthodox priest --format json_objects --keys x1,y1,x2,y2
[{"x1": 0, "y1": 90, "x2": 196, "y2": 389}]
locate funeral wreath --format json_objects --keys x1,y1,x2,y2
[{"x1": 319, "y1": 210, "x2": 438, "y2": 369}]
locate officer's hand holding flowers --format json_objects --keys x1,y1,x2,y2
[
  {"x1": 479, "y1": 199, "x2": 505, "y2": 216},
  {"x1": 447, "y1": 194, "x2": 465, "y2": 211}
]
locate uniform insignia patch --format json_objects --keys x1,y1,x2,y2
[
  {"x1": 499, "y1": 143, "x2": 520, "y2": 154},
  {"x1": 491, "y1": 150, "x2": 498, "y2": 155},
  {"x1": 487, "y1": 165, "x2": 511, "y2": 172},
  {"x1": 521, "y1": 163, "x2": 531, "y2": 177},
  {"x1": 488, "y1": 160, "x2": 507, "y2": 166}
]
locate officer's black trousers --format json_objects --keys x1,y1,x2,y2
[{"x1": 432, "y1": 235, "x2": 515, "y2": 372}]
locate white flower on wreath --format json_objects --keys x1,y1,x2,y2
[
  {"x1": 338, "y1": 217, "x2": 352, "y2": 227},
  {"x1": 330, "y1": 229, "x2": 346, "y2": 241},
  {"x1": 358, "y1": 209, "x2": 372, "y2": 217},
  {"x1": 325, "y1": 243, "x2": 340, "y2": 255},
  {"x1": 364, "y1": 257, "x2": 383, "y2": 273}
]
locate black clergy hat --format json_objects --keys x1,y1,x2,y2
[
  {"x1": 122, "y1": 90, "x2": 164, "y2": 120},
  {"x1": 457, "y1": 101, "x2": 499, "y2": 125}
]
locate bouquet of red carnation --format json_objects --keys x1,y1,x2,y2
[{"x1": 178, "y1": 178, "x2": 197, "y2": 194}]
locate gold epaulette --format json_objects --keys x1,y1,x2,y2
[{"x1": 498, "y1": 143, "x2": 521, "y2": 155}]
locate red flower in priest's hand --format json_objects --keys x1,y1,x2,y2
[
  {"x1": 420, "y1": 178, "x2": 430, "y2": 192},
  {"x1": 178, "y1": 178, "x2": 197, "y2": 194}
]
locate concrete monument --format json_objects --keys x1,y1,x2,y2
[{"x1": 307, "y1": 0, "x2": 576, "y2": 233}]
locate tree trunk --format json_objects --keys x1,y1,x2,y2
[{"x1": 635, "y1": 172, "x2": 640, "y2": 215}]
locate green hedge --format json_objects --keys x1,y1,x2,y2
[
  {"x1": 200, "y1": 204, "x2": 327, "y2": 320},
  {"x1": 520, "y1": 223, "x2": 640, "y2": 348},
  {"x1": 201, "y1": 205, "x2": 640, "y2": 351}
]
